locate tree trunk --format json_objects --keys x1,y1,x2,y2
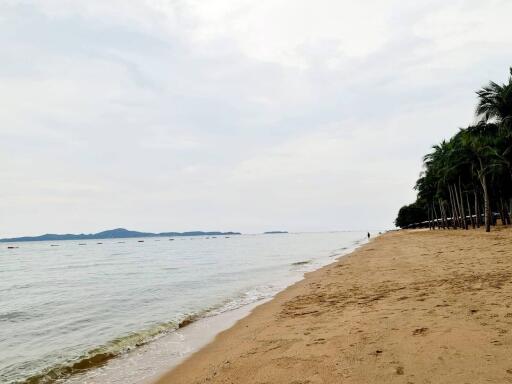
[
  {"x1": 502, "y1": 198, "x2": 511, "y2": 225},
  {"x1": 432, "y1": 202, "x2": 439, "y2": 229},
  {"x1": 448, "y1": 186, "x2": 458, "y2": 229},
  {"x1": 439, "y1": 199, "x2": 447, "y2": 229},
  {"x1": 453, "y1": 186, "x2": 460, "y2": 228},
  {"x1": 499, "y1": 198, "x2": 506, "y2": 226},
  {"x1": 455, "y1": 184, "x2": 464, "y2": 228},
  {"x1": 480, "y1": 172, "x2": 491, "y2": 232},
  {"x1": 474, "y1": 190, "x2": 480, "y2": 228},
  {"x1": 458, "y1": 179, "x2": 467, "y2": 229},
  {"x1": 466, "y1": 193, "x2": 475, "y2": 229}
]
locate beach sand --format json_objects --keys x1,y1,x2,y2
[{"x1": 154, "y1": 229, "x2": 512, "y2": 384}]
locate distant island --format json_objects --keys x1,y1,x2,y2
[
  {"x1": 263, "y1": 231, "x2": 288, "y2": 234},
  {"x1": 0, "y1": 228, "x2": 242, "y2": 243}
]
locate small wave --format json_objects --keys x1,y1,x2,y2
[
  {"x1": 18, "y1": 273, "x2": 314, "y2": 383},
  {"x1": 21, "y1": 352, "x2": 117, "y2": 384},
  {"x1": 0, "y1": 283, "x2": 33, "y2": 292},
  {"x1": 291, "y1": 260, "x2": 312, "y2": 266},
  {"x1": 20, "y1": 289, "x2": 276, "y2": 383},
  {"x1": 19, "y1": 318, "x2": 184, "y2": 384},
  {"x1": 329, "y1": 247, "x2": 347, "y2": 257},
  {"x1": 0, "y1": 310, "x2": 34, "y2": 323},
  {"x1": 207, "y1": 285, "x2": 277, "y2": 316},
  {"x1": 178, "y1": 313, "x2": 201, "y2": 328}
]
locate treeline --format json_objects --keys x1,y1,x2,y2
[{"x1": 395, "y1": 68, "x2": 512, "y2": 232}]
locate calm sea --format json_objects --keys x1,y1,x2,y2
[{"x1": 0, "y1": 232, "x2": 367, "y2": 384}]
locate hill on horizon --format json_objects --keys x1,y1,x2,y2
[{"x1": 0, "y1": 228, "x2": 241, "y2": 243}]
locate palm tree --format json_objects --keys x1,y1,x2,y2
[
  {"x1": 394, "y1": 67, "x2": 512, "y2": 230},
  {"x1": 460, "y1": 124, "x2": 502, "y2": 232},
  {"x1": 476, "y1": 67, "x2": 512, "y2": 134},
  {"x1": 476, "y1": 68, "x2": 512, "y2": 183}
]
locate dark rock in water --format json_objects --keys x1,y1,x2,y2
[
  {"x1": 138, "y1": 240, "x2": 144, "y2": 243},
  {"x1": 7, "y1": 246, "x2": 18, "y2": 249}
]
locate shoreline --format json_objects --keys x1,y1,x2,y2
[
  {"x1": 63, "y1": 300, "x2": 269, "y2": 384},
  {"x1": 55, "y1": 234, "x2": 368, "y2": 384},
  {"x1": 132, "y1": 237, "x2": 368, "y2": 383},
  {"x1": 152, "y1": 235, "x2": 377, "y2": 384},
  {"x1": 154, "y1": 229, "x2": 512, "y2": 384},
  {"x1": 141, "y1": 237, "x2": 368, "y2": 382}
]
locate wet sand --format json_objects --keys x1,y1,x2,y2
[{"x1": 155, "y1": 229, "x2": 512, "y2": 384}]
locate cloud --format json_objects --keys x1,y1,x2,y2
[{"x1": 1, "y1": 0, "x2": 511, "y2": 236}]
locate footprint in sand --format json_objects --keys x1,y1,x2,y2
[{"x1": 412, "y1": 327, "x2": 429, "y2": 336}]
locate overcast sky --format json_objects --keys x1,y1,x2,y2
[{"x1": 1, "y1": 0, "x2": 512, "y2": 237}]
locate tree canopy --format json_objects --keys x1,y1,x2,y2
[{"x1": 396, "y1": 67, "x2": 512, "y2": 231}]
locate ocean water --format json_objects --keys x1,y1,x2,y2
[{"x1": 0, "y1": 232, "x2": 367, "y2": 384}]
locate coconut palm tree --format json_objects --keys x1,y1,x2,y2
[
  {"x1": 476, "y1": 67, "x2": 512, "y2": 134},
  {"x1": 459, "y1": 124, "x2": 502, "y2": 232},
  {"x1": 395, "y1": 67, "x2": 512, "y2": 230}
]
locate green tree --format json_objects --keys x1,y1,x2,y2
[
  {"x1": 395, "y1": 67, "x2": 512, "y2": 231},
  {"x1": 476, "y1": 67, "x2": 512, "y2": 134}
]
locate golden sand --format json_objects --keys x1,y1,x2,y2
[{"x1": 155, "y1": 229, "x2": 512, "y2": 383}]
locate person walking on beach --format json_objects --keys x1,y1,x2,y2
[{"x1": 367, "y1": 232, "x2": 370, "y2": 239}]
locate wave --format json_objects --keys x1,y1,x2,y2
[
  {"x1": 18, "y1": 318, "x2": 185, "y2": 384},
  {"x1": 291, "y1": 260, "x2": 312, "y2": 266},
  {"x1": 17, "y1": 288, "x2": 272, "y2": 384},
  {"x1": 208, "y1": 285, "x2": 277, "y2": 316},
  {"x1": 0, "y1": 282, "x2": 34, "y2": 293},
  {"x1": 16, "y1": 240, "x2": 366, "y2": 384},
  {"x1": 0, "y1": 310, "x2": 34, "y2": 323}
]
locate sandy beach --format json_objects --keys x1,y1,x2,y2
[{"x1": 155, "y1": 229, "x2": 512, "y2": 384}]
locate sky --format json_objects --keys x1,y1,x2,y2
[{"x1": 1, "y1": 0, "x2": 512, "y2": 237}]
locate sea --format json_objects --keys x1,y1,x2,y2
[{"x1": 0, "y1": 231, "x2": 368, "y2": 384}]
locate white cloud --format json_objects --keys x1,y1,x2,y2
[
  {"x1": 0, "y1": 0, "x2": 511, "y2": 236},
  {"x1": 414, "y1": 0, "x2": 512, "y2": 49},
  {"x1": 139, "y1": 129, "x2": 203, "y2": 151},
  {"x1": 181, "y1": 0, "x2": 398, "y2": 67}
]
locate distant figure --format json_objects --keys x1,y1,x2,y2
[{"x1": 367, "y1": 232, "x2": 370, "y2": 239}]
